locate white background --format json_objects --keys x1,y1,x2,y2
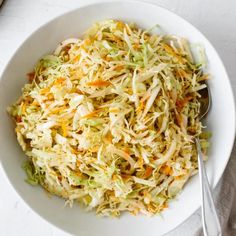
[{"x1": 0, "y1": 0, "x2": 236, "y2": 235}]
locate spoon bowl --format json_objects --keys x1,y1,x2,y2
[{"x1": 198, "y1": 85, "x2": 211, "y2": 120}]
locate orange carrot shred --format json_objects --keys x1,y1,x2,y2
[
  {"x1": 87, "y1": 80, "x2": 111, "y2": 87},
  {"x1": 175, "y1": 113, "x2": 183, "y2": 127},
  {"x1": 160, "y1": 165, "x2": 173, "y2": 176},
  {"x1": 27, "y1": 72, "x2": 35, "y2": 83},
  {"x1": 176, "y1": 96, "x2": 193, "y2": 112},
  {"x1": 144, "y1": 166, "x2": 153, "y2": 179},
  {"x1": 81, "y1": 109, "x2": 101, "y2": 119}
]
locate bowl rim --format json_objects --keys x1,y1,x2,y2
[{"x1": 0, "y1": 0, "x2": 235, "y2": 235}]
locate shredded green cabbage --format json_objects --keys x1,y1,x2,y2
[{"x1": 8, "y1": 20, "x2": 210, "y2": 217}]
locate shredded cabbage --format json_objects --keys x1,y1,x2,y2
[{"x1": 8, "y1": 20, "x2": 210, "y2": 217}]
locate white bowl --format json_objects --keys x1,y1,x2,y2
[{"x1": 0, "y1": 1, "x2": 235, "y2": 235}]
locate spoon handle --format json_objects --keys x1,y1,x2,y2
[{"x1": 195, "y1": 138, "x2": 222, "y2": 236}]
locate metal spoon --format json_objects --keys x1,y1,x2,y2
[{"x1": 196, "y1": 85, "x2": 222, "y2": 236}]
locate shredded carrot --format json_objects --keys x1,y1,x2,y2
[
  {"x1": 27, "y1": 71, "x2": 35, "y2": 83},
  {"x1": 71, "y1": 148, "x2": 79, "y2": 155},
  {"x1": 126, "y1": 89, "x2": 133, "y2": 95},
  {"x1": 163, "y1": 44, "x2": 178, "y2": 55},
  {"x1": 90, "y1": 146, "x2": 99, "y2": 152},
  {"x1": 117, "y1": 21, "x2": 125, "y2": 30},
  {"x1": 176, "y1": 68, "x2": 188, "y2": 78},
  {"x1": 16, "y1": 116, "x2": 22, "y2": 123},
  {"x1": 112, "y1": 174, "x2": 119, "y2": 181},
  {"x1": 133, "y1": 43, "x2": 140, "y2": 50},
  {"x1": 47, "y1": 93, "x2": 54, "y2": 100},
  {"x1": 73, "y1": 55, "x2": 80, "y2": 62},
  {"x1": 24, "y1": 96, "x2": 33, "y2": 104},
  {"x1": 53, "y1": 77, "x2": 65, "y2": 86},
  {"x1": 104, "y1": 131, "x2": 113, "y2": 143},
  {"x1": 123, "y1": 151, "x2": 132, "y2": 161},
  {"x1": 61, "y1": 122, "x2": 68, "y2": 137},
  {"x1": 174, "y1": 175, "x2": 183, "y2": 180},
  {"x1": 147, "y1": 203, "x2": 156, "y2": 213},
  {"x1": 121, "y1": 174, "x2": 131, "y2": 180},
  {"x1": 140, "y1": 93, "x2": 150, "y2": 104},
  {"x1": 163, "y1": 44, "x2": 185, "y2": 63},
  {"x1": 162, "y1": 202, "x2": 168, "y2": 209},
  {"x1": 50, "y1": 107, "x2": 63, "y2": 114},
  {"x1": 109, "y1": 35, "x2": 122, "y2": 44},
  {"x1": 84, "y1": 38, "x2": 91, "y2": 45},
  {"x1": 176, "y1": 96, "x2": 193, "y2": 111},
  {"x1": 198, "y1": 74, "x2": 209, "y2": 82},
  {"x1": 124, "y1": 148, "x2": 131, "y2": 156},
  {"x1": 21, "y1": 103, "x2": 26, "y2": 115},
  {"x1": 136, "y1": 100, "x2": 145, "y2": 112},
  {"x1": 109, "y1": 107, "x2": 119, "y2": 113},
  {"x1": 144, "y1": 166, "x2": 153, "y2": 179},
  {"x1": 87, "y1": 80, "x2": 111, "y2": 87},
  {"x1": 75, "y1": 88, "x2": 84, "y2": 94},
  {"x1": 81, "y1": 109, "x2": 101, "y2": 119},
  {"x1": 144, "y1": 34, "x2": 150, "y2": 40},
  {"x1": 76, "y1": 159, "x2": 81, "y2": 167},
  {"x1": 32, "y1": 100, "x2": 39, "y2": 106},
  {"x1": 105, "y1": 56, "x2": 112, "y2": 62},
  {"x1": 114, "y1": 65, "x2": 125, "y2": 71},
  {"x1": 40, "y1": 87, "x2": 50, "y2": 94},
  {"x1": 80, "y1": 39, "x2": 92, "y2": 50},
  {"x1": 130, "y1": 209, "x2": 139, "y2": 216},
  {"x1": 160, "y1": 165, "x2": 173, "y2": 176}
]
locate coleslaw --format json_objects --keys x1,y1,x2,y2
[{"x1": 8, "y1": 20, "x2": 210, "y2": 216}]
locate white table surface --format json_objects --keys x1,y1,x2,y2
[{"x1": 0, "y1": 0, "x2": 236, "y2": 235}]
